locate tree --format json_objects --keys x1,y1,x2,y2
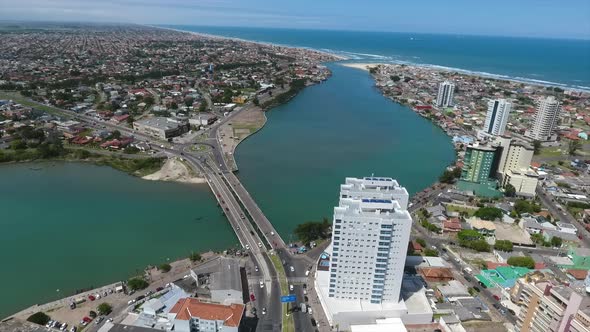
[
  {"x1": 458, "y1": 229, "x2": 482, "y2": 241},
  {"x1": 533, "y1": 140, "x2": 541, "y2": 155},
  {"x1": 159, "y1": 263, "x2": 172, "y2": 273},
  {"x1": 504, "y1": 183, "x2": 516, "y2": 197},
  {"x1": 423, "y1": 248, "x2": 439, "y2": 257},
  {"x1": 439, "y1": 167, "x2": 462, "y2": 184},
  {"x1": 199, "y1": 100, "x2": 208, "y2": 112},
  {"x1": 97, "y1": 303, "x2": 112, "y2": 316},
  {"x1": 494, "y1": 240, "x2": 513, "y2": 252},
  {"x1": 474, "y1": 207, "x2": 503, "y2": 220},
  {"x1": 514, "y1": 199, "x2": 541, "y2": 215},
  {"x1": 507, "y1": 256, "x2": 535, "y2": 269},
  {"x1": 170, "y1": 102, "x2": 178, "y2": 110},
  {"x1": 27, "y1": 312, "x2": 50, "y2": 326},
  {"x1": 390, "y1": 75, "x2": 401, "y2": 82},
  {"x1": 128, "y1": 277, "x2": 149, "y2": 291},
  {"x1": 568, "y1": 139, "x2": 582, "y2": 156},
  {"x1": 416, "y1": 238, "x2": 426, "y2": 247},
  {"x1": 551, "y1": 236, "x2": 563, "y2": 247},
  {"x1": 294, "y1": 218, "x2": 331, "y2": 244},
  {"x1": 253, "y1": 96, "x2": 260, "y2": 106},
  {"x1": 110, "y1": 130, "x2": 121, "y2": 140},
  {"x1": 89, "y1": 311, "x2": 97, "y2": 319},
  {"x1": 189, "y1": 252, "x2": 202, "y2": 262}
]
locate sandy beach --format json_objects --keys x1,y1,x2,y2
[
  {"x1": 340, "y1": 63, "x2": 384, "y2": 71},
  {"x1": 143, "y1": 157, "x2": 206, "y2": 184}
]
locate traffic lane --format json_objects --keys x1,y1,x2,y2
[
  {"x1": 292, "y1": 284, "x2": 314, "y2": 332},
  {"x1": 537, "y1": 188, "x2": 590, "y2": 247}
]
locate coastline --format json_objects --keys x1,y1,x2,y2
[{"x1": 341, "y1": 62, "x2": 590, "y2": 92}]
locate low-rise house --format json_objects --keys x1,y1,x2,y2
[
  {"x1": 419, "y1": 267, "x2": 454, "y2": 283},
  {"x1": 168, "y1": 297, "x2": 244, "y2": 332},
  {"x1": 467, "y1": 217, "x2": 496, "y2": 237}
]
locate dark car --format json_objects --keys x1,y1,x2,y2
[
  {"x1": 310, "y1": 318, "x2": 317, "y2": 327},
  {"x1": 136, "y1": 295, "x2": 145, "y2": 301},
  {"x1": 156, "y1": 286, "x2": 164, "y2": 291},
  {"x1": 250, "y1": 293, "x2": 256, "y2": 302}
]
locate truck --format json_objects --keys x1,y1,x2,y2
[
  {"x1": 463, "y1": 267, "x2": 473, "y2": 275},
  {"x1": 300, "y1": 303, "x2": 307, "y2": 313},
  {"x1": 74, "y1": 297, "x2": 86, "y2": 304}
]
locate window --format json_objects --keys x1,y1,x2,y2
[{"x1": 381, "y1": 224, "x2": 393, "y2": 229}]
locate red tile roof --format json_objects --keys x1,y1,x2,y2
[
  {"x1": 170, "y1": 298, "x2": 244, "y2": 327},
  {"x1": 567, "y1": 269, "x2": 588, "y2": 280}
]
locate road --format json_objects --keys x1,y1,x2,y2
[
  {"x1": 28, "y1": 98, "x2": 299, "y2": 331},
  {"x1": 536, "y1": 186, "x2": 590, "y2": 248}
]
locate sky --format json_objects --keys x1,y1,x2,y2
[{"x1": 1, "y1": 0, "x2": 589, "y2": 39}]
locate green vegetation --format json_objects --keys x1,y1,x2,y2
[
  {"x1": 439, "y1": 167, "x2": 462, "y2": 184},
  {"x1": 97, "y1": 303, "x2": 112, "y2": 316},
  {"x1": 423, "y1": 248, "x2": 439, "y2": 257},
  {"x1": 474, "y1": 207, "x2": 503, "y2": 220},
  {"x1": 568, "y1": 139, "x2": 582, "y2": 156},
  {"x1": 270, "y1": 254, "x2": 294, "y2": 332},
  {"x1": 189, "y1": 252, "x2": 202, "y2": 262},
  {"x1": 260, "y1": 79, "x2": 306, "y2": 109},
  {"x1": 514, "y1": 199, "x2": 541, "y2": 216},
  {"x1": 421, "y1": 219, "x2": 441, "y2": 233},
  {"x1": 127, "y1": 277, "x2": 149, "y2": 291},
  {"x1": 445, "y1": 204, "x2": 477, "y2": 217},
  {"x1": 551, "y1": 236, "x2": 563, "y2": 247},
  {"x1": 159, "y1": 263, "x2": 172, "y2": 273},
  {"x1": 27, "y1": 312, "x2": 50, "y2": 326},
  {"x1": 507, "y1": 256, "x2": 535, "y2": 269},
  {"x1": 533, "y1": 140, "x2": 542, "y2": 155},
  {"x1": 294, "y1": 217, "x2": 331, "y2": 244},
  {"x1": 95, "y1": 156, "x2": 164, "y2": 177},
  {"x1": 567, "y1": 201, "x2": 590, "y2": 209},
  {"x1": 89, "y1": 311, "x2": 97, "y2": 319},
  {"x1": 415, "y1": 238, "x2": 426, "y2": 247},
  {"x1": 494, "y1": 240, "x2": 513, "y2": 252},
  {"x1": 504, "y1": 183, "x2": 516, "y2": 197},
  {"x1": 457, "y1": 230, "x2": 490, "y2": 252}
]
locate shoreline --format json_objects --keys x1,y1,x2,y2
[
  {"x1": 340, "y1": 62, "x2": 590, "y2": 92},
  {"x1": 150, "y1": 24, "x2": 348, "y2": 61},
  {"x1": 154, "y1": 25, "x2": 588, "y2": 91}
]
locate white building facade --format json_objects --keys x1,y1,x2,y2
[
  {"x1": 484, "y1": 99, "x2": 512, "y2": 136},
  {"x1": 436, "y1": 81, "x2": 455, "y2": 108},
  {"x1": 525, "y1": 96, "x2": 561, "y2": 141},
  {"x1": 329, "y1": 177, "x2": 412, "y2": 303}
]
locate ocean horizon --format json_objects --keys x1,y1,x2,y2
[{"x1": 161, "y1": 24, "x2": 590, "y2": 91}]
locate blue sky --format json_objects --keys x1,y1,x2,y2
[{"x1": 1, "y1": 0, "x2": 589, "y2": 39}]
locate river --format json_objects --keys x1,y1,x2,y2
[
  {"x1": 0, "y1": 162, "x2": 236, "y2": 318},
  {"x1": 235, "y1": 63, "x2": 455, "y2": 237},
  {"x1": 1, "y1": 63, "x2": 454, "y2": 319}
]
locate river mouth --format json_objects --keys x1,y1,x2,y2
[{"x1": 234, "y1": 63, "x2": 455, "y2": 237}]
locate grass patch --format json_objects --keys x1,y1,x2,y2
[
  {"x1": 0, "y1": 92, "x2": 69, "y2": 117},
  {"x1": 232, "y1": 123, "x2": 260, "y2": 135},
  {"x1": 445, "y1": 204, "x2": 477, "y2": 217},
  {"x1": 538, "y1": 147, "x2": 565, "y2": 158},
  {"x1": 270, "y1": 254, "x2": 294, "y2": 332},
  {"x1": 95, "y1": 156, "x2": 164, "y2": 177}
]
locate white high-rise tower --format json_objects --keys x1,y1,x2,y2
[
  {"x1": 526, "y1": 96, "x2": 561, "y2": 141},
  {"x1": 436, "y1": 81, "x2": 455, "y2": 108},
  {"x1": 328, "y1": 177, "x2": 412, "y2": 303},
  {"x1": 483, "y1": 99, "x2": 512, "y2": 136}
]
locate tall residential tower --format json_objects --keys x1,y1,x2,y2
[
  {"x1": 483, "y1": 99, "x2": 512, "y2": 136},
  {"x1": 328, "y1": 177, "x2": 412, "y2": 303},
  {"x1": 525, "y1": 96, "x2": 561, "y2": 141},
  {"x1": 436, "y1": 81, "x2": 455, "y2": 108}
]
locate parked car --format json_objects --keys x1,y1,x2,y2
[
  {"x1": 88, "y1": 295, "x2": 96, "y2": 301},
  {"x1": 255, "y1": 266, "x2": 259, "y2": 272},
  {"x1": 259, "y1": 281, "x2": 264, "y2": 288},
  {"x1": 493, "y1": 295, "x2": 500, "y2": 301},
  {"x1": 250, "y1": 293, "x2": 256, "y2": 301},
  {"x1": 289, "y1": 284, "x2": 294, "y2": 291},
  {"x1": 290, "y1": 266, "x2": 295, "y2": 272},
  {"x1": 95, "y1": 317, "x2": 104, "y2": 325},
  {"x1": 262, "y1": 307, "x2": 267, "y2": 315},
  {"x1": 156, "y1": 286, "x2": 164, "y2": 291}
]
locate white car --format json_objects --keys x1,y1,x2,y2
[
  {"x1": 258, "y1": 242, "x2": 262, "y2": 248},
  {"x1": 245, "y1": 244, "x2": 250, "y2": 250},
  {"x1": 290, "y1": 266, "x2": 295, "y2": 272},
  {"x1": 255, "y1": 266, "x2": 259, "y2": 272},
  {"x1": 259, "y1": 281, "x2": 264, "y2": 288},
  {"x1": 289, "y1": 284, "x2": 294, "y2": 291}
]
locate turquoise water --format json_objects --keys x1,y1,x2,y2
[
  {"x1": 0, "y1": 162, "x2": 236, "y2": 318},
  {"x1": 165, "y1": 25, "x2": 590, "y2": 90},
  {"x1": 235, "y1": 64, "x2": 455, "y2": 237}
]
